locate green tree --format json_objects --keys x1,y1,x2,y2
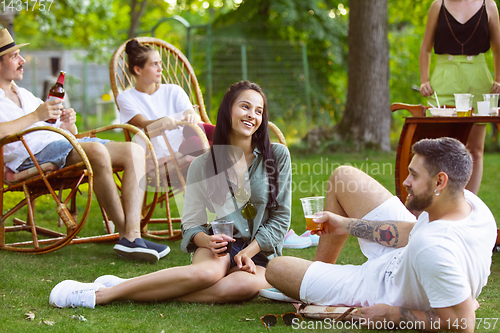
[
  {"x1": 211, "y1": 0, "x2": 349, "y2": 126},
  {"x1": 338, "y1": 0, "x2": 390, "y2": 150}
]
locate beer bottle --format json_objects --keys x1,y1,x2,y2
[{"x1": 45, "y1": 71, "x2": 66, "y2": 124}]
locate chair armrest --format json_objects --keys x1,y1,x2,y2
[
  {"x1": 0, "y1": 126, "x2": 93, "y2": 185},
  {"x1": 390, "y1": 103, "x2": 426, "y2": 117},
  {"x1": 76, "y1": 123, "x2": 160, "y2": 190}
]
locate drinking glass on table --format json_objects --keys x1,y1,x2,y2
[{"x1": 454, "y1": 94, "x2": 473, "y2": 117}]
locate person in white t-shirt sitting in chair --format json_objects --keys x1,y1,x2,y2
[{"x1": 116, "y1": 39, "x2": 214, "y2": 174}]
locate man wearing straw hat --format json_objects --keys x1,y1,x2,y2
[
  {"x1": 266, "y1": 138, "x2": 496, "y2": 332},
  {"x1": 0, "y1": 28, "x2": 169, "y2": 262}
]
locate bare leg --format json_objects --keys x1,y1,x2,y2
[
  {"x1": 105, "y1": 142, "x2": 146, "y2": 240},
  {"x1": 66, "y1": 142, "x2": 127, "y2": 237},
  {"x1": 66, "y1": 141, "x2": 145, "y2": 240},
  {"x1": 174, "y1": 266, "x2": 271, "y2": 303},
  {"x1": 465, "y1": 124, "x2": 486, "y2": 194},
  {"x1": 95, "y1": 248, "x2": 230, "y2": 304},
  {"x1": 314, "y1": 166, "x2": 393, "y2": 264},
  {"x1": 265, "y1": 256, "x2": 313, "y2": 301}
]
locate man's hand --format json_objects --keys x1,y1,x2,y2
[
  {"x1": 36, "y1": 98, "x2": 63, "y2": 122},
  {"x1": 59, "y1": 108, "x2": 76, "y2": 125},
  {"x1": 356, "y1": 304, "x2": 399, "y2": 325},
  {"x1": 311, "y1": 212, "x2": 349, "y2": 236}
]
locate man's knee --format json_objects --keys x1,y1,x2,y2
[
  {"x1": 265, "y1": 256, "x2": 291, "y2": 285},
  {"x1": 327, "y1": 166, "x2": 360, "y2": 194},
  {"x1": 120, "y1": 142, "x2": 146, "y2": 160},
  {"x1": 84, "y1": 143, "x2": 112, "y2": 170},
  {"x1": 130, "y1": 142, "x2": 145, "y2": 156}
]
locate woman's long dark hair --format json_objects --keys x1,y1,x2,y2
[
  {"x1": 205, "y1": 81, "x2": 279, "y2": 210},
  {"x1": 125, "y1": 39, "x2": 153, "y2": 76}
]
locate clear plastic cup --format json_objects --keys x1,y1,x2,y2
[
  {"x1": 211, "y1": 220, "x2": 234, "y2": 254},
  {"x1": 300, "y1": 196, "x2": 325, "y2": 231},
  {"x1": 454, "y1": 94, "x2": 473, "y2": 117},
  {"x1": 477, "y1": 101, "x2": 490, "y2": 116},
  {"x1": 483, "y1": 94, "x2": 499, "y2": 114}
]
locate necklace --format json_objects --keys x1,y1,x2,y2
[
  {"x1": 443, "y1": 2, "x2": 484, "y2": 55},
  {"x1": 227, "y1": 154, "x2": 253, "y2": 202}
]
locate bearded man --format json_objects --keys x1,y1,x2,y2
[{"x1": 265, "y1": 137, "x2": 496, "y2": 333}]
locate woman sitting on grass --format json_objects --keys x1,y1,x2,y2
[
  {"x1": 117, "y1": 38, "x2": 215, "y2": 167},
  {"x1": 49, "y1": 80, "x2": 292, "y2": 308}
]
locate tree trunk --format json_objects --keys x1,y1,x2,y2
[
  {"x1": 338, "y1": 0, "x2": 390, "y2": 151},
  {"x1": 128, "y1": 0, "x2": 149, "y2": 39}
]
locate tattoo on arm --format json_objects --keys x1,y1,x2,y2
[
  {"x1": 399, "y1": 307, "x2": 419, "y2": 324},
  {"x1": 424, "y1": 309, "x2": 437, "y2": 324},
  {"x1": 347, "y1": 219, "x2": 374, "y2": 240},
  {"x1": 348, "y1": 219, "x2": 400, "y2": 247}
]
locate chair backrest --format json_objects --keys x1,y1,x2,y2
[
  {"x1": 109, "y1": 37, "x2": 211, "y2": 124},
  {"x1": 110, "y1": 37, "x2": 287, "y2": 146}
]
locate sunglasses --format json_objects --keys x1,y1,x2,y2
[
  {"x1": 233, "y1": 186, "x2": 257, "y2": 220},
  {"x1": 241, "y1": 200, "x2": 257, "y2": 220},
  {"x1": 260, "y1": 312, "x2": 302, "y2": 329}
]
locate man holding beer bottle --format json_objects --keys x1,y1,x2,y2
[{"x1": 0, "y1": 28, "x2": 169, "y2": 262}]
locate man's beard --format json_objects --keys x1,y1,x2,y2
[{"x1": 405, "y1": 183, "x2": 434, "y2": 212}]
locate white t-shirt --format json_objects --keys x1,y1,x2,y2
[
  {"x1": 361, "y1": 190, "x2": 496, "y2": 310},
  {"x1": 116, "y1": 84, "x2": 193, "y2": 160},
  {"x1": 0, "y1": 84, "x2": 70, "y2": 171}
]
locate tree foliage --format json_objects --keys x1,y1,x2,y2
[{"x1": 11, "y1": 0, "x2": 498, "y2": 146}]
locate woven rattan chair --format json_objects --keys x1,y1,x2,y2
[
  {"x1": 110, "y1": 37, "x2": 287, "y2": 241},
  {"x1": 0, "y1": 124, "x2": 158, "y2": 253}
]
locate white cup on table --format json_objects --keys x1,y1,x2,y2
[{"x1": 477, "y1": 101, "x2": 490, "y2": 116}]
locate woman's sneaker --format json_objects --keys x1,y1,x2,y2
[
  {"x1": 300, "y1": 230, "x2": 320, "y2": 246},
  {"x1": 49, "y1": 280, "x2": 105, "y2": 309},
  {"x1": 94, "y1": 275, "x2": 129, "y2": 288},
  {"x1": 259, "y1": 287, "x2": 299, "y2": 303},
  {"x1": 283, "y1": 229, "x2": 312, "y2": 249}
]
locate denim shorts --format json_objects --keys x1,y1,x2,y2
[
  {"x1": 229, "y1": 239, "x2": 269, "y2": 269},
  {"x1": 17, "y1": 137, "x2": 110, "y2": 172}
]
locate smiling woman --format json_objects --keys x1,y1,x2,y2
[{"x1": 49, "y1": 81, "x2": 293, "y2": 308}]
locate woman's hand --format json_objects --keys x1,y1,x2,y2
[
  {"x1": 207, "y1": 234, "x2": 234, "y2": 257},
  {"x1": 420, "y1": 82, "x2": 433, "y2": 97},
  {"x1": 491, "y1": 81, "x2": 500, "y2": 93},
  {"x1": 233, "y1": 252, "x2": 256, "y2": 274},
  {"x1": 181, "y1": 109, "x2": 201, "y2": 124},
  {"x1": 159, "y1": 116, "x2": 179, "y2": 130}
]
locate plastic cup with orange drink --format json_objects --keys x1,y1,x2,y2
[{"x1": 300, "y1": 196, "x2": 325, "y2": 231}]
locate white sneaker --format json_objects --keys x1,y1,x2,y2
[
  {"x1": 49, "y1": 280, "x2": 105, "y2": 309},
  {"x1": 94, "y1": 275, "x2": 129, "y2": 288},
  {"x1": 283, "y1": 229, "x2": 312, "y2": 249},
  {"x1": 300, "y1": 230, "x2": 320, "y2": 246},
  {"x1": 259, "y1": 287, "x2": 299, "y2": 303}
]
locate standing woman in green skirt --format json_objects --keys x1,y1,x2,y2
[{"x1": 419, "y1": 0, "x2": 500, "y2": 194}]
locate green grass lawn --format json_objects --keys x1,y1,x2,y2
[{"x1": 1, "y1": 152, "x2": 499, "y2": 333}]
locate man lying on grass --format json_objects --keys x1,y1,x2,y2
[{"x1": 266, "y1": 137, "x2": 496, "y2": 332}]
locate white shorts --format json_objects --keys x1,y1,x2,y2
[{"x1": 299, "y1": 196, "x2": 416, "y2": 306}]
